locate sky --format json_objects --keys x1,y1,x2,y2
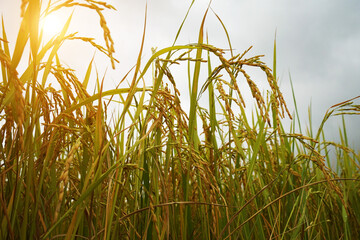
[{"x1": 1, "y1": 0, "x2": 360, "y2": 148}]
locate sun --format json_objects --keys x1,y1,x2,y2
[{"x1": 40, "y1": 14, "x2": 63, "y2": 38}]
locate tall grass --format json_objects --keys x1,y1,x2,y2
[{"x1": 1, "y1": 1, "x2": 359, "y2": 239}]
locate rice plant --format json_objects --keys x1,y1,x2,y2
[{"x1": 1, "y1": 1, "x2": 359, "y2": 239}]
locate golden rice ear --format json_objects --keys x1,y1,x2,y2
[
  {"x1": 0, "y1": 48, "x2": 25, "y2": 145},
  {"x1": 45, "y1": 0, "x2": 117, "y2": 69},
  {"x1": 54, "y1": 137, "x2": 82, "y2": 224},
  {"x1": 95, "y1": 8, "x2": 115, "y2": 69},
  {"x1": 14, "y1": 76, "x2": 25, "y2": 132}
]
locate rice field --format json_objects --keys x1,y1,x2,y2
[{"x1": 1, "y1": 1, "x2": 359, "y2": 239}]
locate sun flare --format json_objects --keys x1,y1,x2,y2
[{"x1": 41, "y1": 14, "x2": 63, "y2": 37}]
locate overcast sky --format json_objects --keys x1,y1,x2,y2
[{"x1": 1, "y1": 0, "x2": 360, "y2": 148}]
